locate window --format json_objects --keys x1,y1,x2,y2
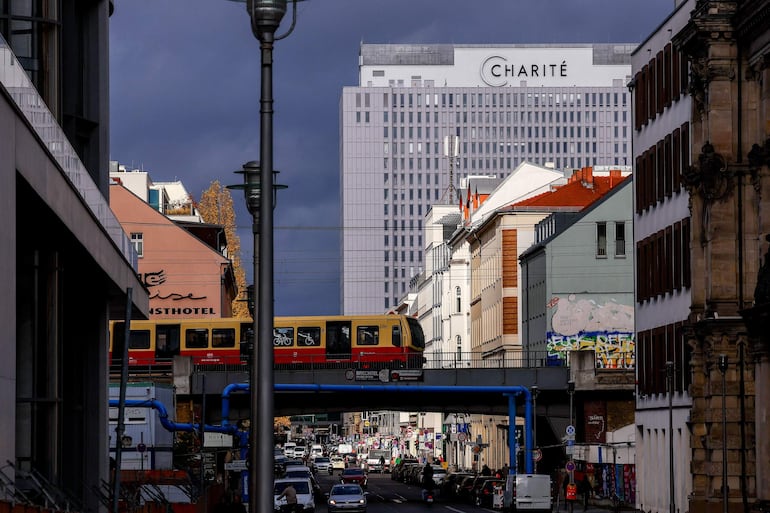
[
  {"x1": 615, "y1": 222, "x2": 626, "y2": 257},
  {"x1": 128, "y1": 330, "x2": 151, "y2": 350},
  {"x1": 212, "y1": 328, "x2": 236, "y2": 348},
  {"x1": 297, "y1": 327, "x2": 321, "y2": 346},
  {"x1": 596, "y1": 222, "x2": 607, "y2": 257},
  {"x1": 131, "y1": 233, "x2": 144, "y2": 257},
  {"x1": 185, "y1": 328, "x2": 209, "y2": 349},
  {"x1": 357, "y1": 326, "x2": 379, "y2": 346},
  {"x1": 392, "y1": 325, "x2": 402, "y2": 347},
  {"x1": 456, "y1": 335, "x2": 462, "y2": 361},
  {"x1": 273, "y1": 327, "x2": 294, "y2": 346},
  {"x1": 455, "y1": 286, "x2": 462, "y2": 313}
]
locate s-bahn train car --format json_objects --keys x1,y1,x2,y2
[{"x1": 109, "y1": 314, "x2": 425, "y2": 369}]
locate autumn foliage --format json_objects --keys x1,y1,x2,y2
[{"x1": 197, "y1": 180, "x2": 249, "y2": 318}]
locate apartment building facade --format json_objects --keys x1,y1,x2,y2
[{"x1": 341, "y1": 43, "x2": 636, "y2": 314}]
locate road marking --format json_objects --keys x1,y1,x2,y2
[{"x1": 445, "y1": 507, "x2": 466, "y2": 513}]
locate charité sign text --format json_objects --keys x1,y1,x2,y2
[
  {"x1": 139, "y1": 269, "x2": 217, "y2": 316},
  {"x1": 480, "y1": 55, "x2": 568, "y2": 86}
]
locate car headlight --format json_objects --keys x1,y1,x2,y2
[
  {"x1": 328, "y1": 500, "x2": 337, "y2": 505},
  {"x1": 359, "y1": 499, "x2": 366, "y2": 504}
]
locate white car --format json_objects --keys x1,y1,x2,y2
[
  {"x1": 274, "y1": 477, "x2": 315, "y2": 513},
  {"x1": 331, "y1": 456, "x2": 346, "y2": 472}
]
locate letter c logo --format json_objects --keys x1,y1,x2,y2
[{"x1": 481, "y1": 55, "x2": 507, "y2": 87}]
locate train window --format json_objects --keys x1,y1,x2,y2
[
  {"x1": 274, "y1": 327, "x2": 294, "y2": 347},
  {"x1": 212, "y1": 328, "x2": 236, "y2": 348},
  {"x1": 297, "y1": 327, "x2": 321, "y2": 346},
  {"x1": 392, "y1": 325, "x2": 402, "y2": 347},
  {"x1": 156, "y1": 324, "x2": 180, "y2": 356},
  {"x1": 129, "y1": 330, "x2": 151, "y2": 350},
  {"x1": 185, "y1": 328, "x2": 209, "y2": 348},
  {"x1": 357, "y1": 326, "x2": 379, "y2": 346}
]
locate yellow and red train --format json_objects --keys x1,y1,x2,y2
[{"x1": 109, "y1": 314, "x2": 425, "y2": 368}]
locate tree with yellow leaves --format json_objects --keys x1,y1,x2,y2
[{"x1": 198, "y1": 180, "x2": 250, "y2": 318}]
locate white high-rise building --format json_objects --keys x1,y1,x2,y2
[{"x1": 341, "y1": 43, "x2": 636, "y2": 314}]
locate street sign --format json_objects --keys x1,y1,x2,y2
[
  {"x1": 566, "y1": 425, "x2": 576, "y2": 436},
  {"x1": 533, "y1": 448, "x2": 543, "y2": 462},
  {"x1": 457, "y1": 432, "x2": 467, "y2": 442},
  {"x1": 565, "y1": 460, "x2": 576, "y2": 472},
  {"x1": 225, "y1": 459, "x2": 248, "y2": 471}
]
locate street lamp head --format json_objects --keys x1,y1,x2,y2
[
  {"x1": 248, "y1": 0, "x2": 287, "y2": 38},
  {"x1": 228, "y1": 160, "x2": 287, "y2": 216},
  {"x1": 232, "y1": 160, "x2": 262, "y2": 215},
  {"x1": 718, "y1": 354, "x2": 728, "y2": 374}
]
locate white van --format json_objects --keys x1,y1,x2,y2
[
  {"x1": 283, "y1": 442, "x2": 297, "y2": 458},
  {"x1": 310, "y1": 444, "x2": 324, "y2": 459},
  {"x1": 513, "y1": 474, "x2": 552, "y2": 512}
]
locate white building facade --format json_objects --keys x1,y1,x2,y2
[
  {"x1": 341, "y1": 43, "x2": 636, "y2": 314},
  {"x1": 630, "y1": 1, "x2": 694, "y2": 512}
]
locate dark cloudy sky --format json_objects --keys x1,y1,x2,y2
[{"x1": 109, "y1": 0, "x2": 675, "y2": 316}]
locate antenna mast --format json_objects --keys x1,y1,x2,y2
[{"x1": 441, "y1": 134, "x2": 460, "y2": 203}]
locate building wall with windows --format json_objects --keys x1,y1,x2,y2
[
  {"x1": 629, "y1": 1, "x2": 695, "y2": 511},
  {"x1": 110, "y1": 184, "x2": 237, "y2": 318},
  {"x1": 341, "y1": 43, "x2": 635, "y2": 314},
  {"x1": 520, "y1": 179, "x2": 635, "y2": 368},
  {"x1": 0, "y1": 2, "x2": 148, "y2": 512}
]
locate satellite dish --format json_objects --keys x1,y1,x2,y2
[{"x1": 121, "y1": 435, "x2": 133, "y2": 448}]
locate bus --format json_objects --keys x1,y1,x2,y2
[{"x1": 109, "y1": 314, "x2": 425, "y2": 369}]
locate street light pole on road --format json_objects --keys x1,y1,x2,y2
[{"x1": 227, "y1": 1, "x2": 299, "y2": 512}]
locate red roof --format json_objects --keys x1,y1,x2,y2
[{"x1": 511, "y1": 167, "x2": 628, "y2": 209}]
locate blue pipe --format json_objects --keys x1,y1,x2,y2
[
  {"x1": 109, "y1": 399, "x2": 237, "y2": 434},
  {"x1": 114, "y1": 383, "x2": 536, "y2": 474},
  {"x1": 221, "y1": 383, "x2": 534, "y2": 474},
  {"x1": 221, "y1": 383, "x2": 250, "y2": 427}
]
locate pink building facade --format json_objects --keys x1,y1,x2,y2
[{"x1": 110, "y1": 184, "x2": 237, "y2": 318}]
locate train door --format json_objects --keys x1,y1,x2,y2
[
  {"x1": 155, "y1": 323, "x2": 181, "y2": 361},
  {"x1": 326, "y1": 321, "x2": 351, "y2": 359}
]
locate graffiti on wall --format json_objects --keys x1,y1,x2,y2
[{"x1": 546, "y1": 294, "x2": 634, "y2": 369}]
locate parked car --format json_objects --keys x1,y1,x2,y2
[
  {"x1": 391, "y1": 458, "x2": 418, "y2": 481},
  {"x1": 273, "y1": 478, "x2": 315, "y2": 513},
  {"x1": 340, "y1": 468, "x2": 368, "y2": 489},
  {"x1": 442, "y1": 472, "x2": 474, "y2": 499},
  {"x1": 455, "y1": 474, "x2": 478, "y2": 502},
  {"x1": 327, "y1": 483, "x2": 367, "y2": 513},
  {"x1": 473, "y1": 478, "x2": 505, "y2": 507}
]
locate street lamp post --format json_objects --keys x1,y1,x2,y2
[
  {"x1": 567, "y1": 380, "x2": 575, "y2": 484},
  {"x1": 229, "y1": 162, "x2": 285, "y2": 513},
  {"x1": 718, "y1": 355, "x2": 729, "y2": 513},
  {"x1": 666, "y1": 361, "x2": 675, "y2": 513},
  {"x1": 227, "y1": 1, "x2": 300, "y2": 512},
  {"x1": 531, "y1": 385, "x2": 539, "y2": 472}
]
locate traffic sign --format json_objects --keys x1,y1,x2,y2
[
  {"x1": 533, "y1": 448, "x2": 543, "y2": 462},
  {"x1": 457, "y1": 432, "x2": 467, "y2": 442},
  {"x1": 566, "y1": 425, "x2": 576, "y2": 436},
  {"x1": 565, "y1": 460, "x2": 576, "y2": 472}
]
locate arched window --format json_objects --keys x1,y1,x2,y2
[{"x1": 455, "y1": 286, "x2": 462, "y2": 313}]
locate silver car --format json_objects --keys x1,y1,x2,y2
[
  {"x1": 313, "y1": 456, "x2": 332, "y2": 473},
  {"x1": 327, "y1": 484, "x2": 367, "y2": 513}
]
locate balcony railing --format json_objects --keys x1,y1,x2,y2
[{"x1": 0, "y1": 34, "x2": 137, "y2": 270}]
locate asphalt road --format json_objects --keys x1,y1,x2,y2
[{"x1": 311, "y1": 470, "x2": 620, "y2": 513}]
